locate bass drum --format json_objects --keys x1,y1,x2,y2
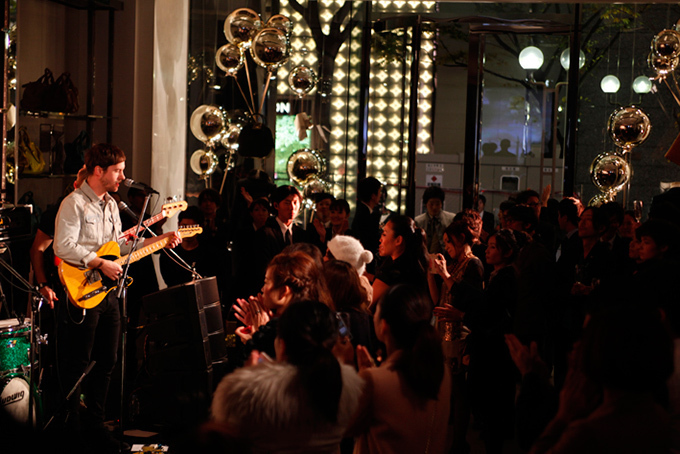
[{"x1": 1, "y1": 374, "x2": 40, "y2": 427}]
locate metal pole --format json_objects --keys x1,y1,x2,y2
[
  {"x1": 356, "y1": 2, "x2": 372, "y2": 183},
  {"x1": 462, "y1": 32, "x2": 483, "y2": 209},
  {"x1": 405, "y1": 16, "x2": 421, "y2": 217},
  {"x1": 563, "y1": 5, "x2": 581, "y2": 197}
]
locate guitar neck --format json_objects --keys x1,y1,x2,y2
[
  {"x1": 120, "y1": 212, "x2": 164, "y2": 239},
  {"x1": 114, "y1": 236, "x2": 170, "y2": 267}
]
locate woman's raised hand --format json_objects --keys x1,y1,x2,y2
[
  {"x1": 233, "y1": 294, "x2": 270, "y2": 330},
  {"x1": 433, "y1": 303, "x2": 464, "y2": 322},
  {"x1": 233, "y1": 297, "x2": 254, "y2": 326},
  {"x1": 432, "y1": 253, "x2": 449, "y2": 278},
  {"x1": 356, "y1": 345, "x2": 376, "y2": 371}
]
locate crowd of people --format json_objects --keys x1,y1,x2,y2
[
  {"x1": 189, "y1": 178, "x2": 680, "y2": 453},
  {"x1": 12, "y1": 150, "x2": 680, "y2": 453}
]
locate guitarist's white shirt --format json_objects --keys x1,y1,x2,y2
[{"x1": 54, "y1": 181, "x2": 141, "y2": 268}]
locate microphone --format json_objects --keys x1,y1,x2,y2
[
  {"x1": 122, "y1": 178, "x2": 159, "y2": 194},
  {"x1": 118, "y1": 201, "x2": 139, "y2": 222}
]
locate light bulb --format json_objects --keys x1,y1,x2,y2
[
  {"x1": 632, "y1": 76, "x2": 652, "y2": 94},
  {"x1": 600, "y1": 75, "x2": 621, "y2": 94},
  {"x1": 560, "y1": 48, "x2": 586, "y2": 70},
  {"x1": 518, "y1": 46, "x2": 544, "y2": 70}
]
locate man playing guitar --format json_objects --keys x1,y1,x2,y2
[{"x1": 53, "y1": 143, "x2": 180, "y2": 450}]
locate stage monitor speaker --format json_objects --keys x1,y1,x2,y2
[
  {"x1": 143, "y1": 276, "x2": 220, "y2": 316},
  {"x1": 141, "y1": 278, "x2": 227, "y2": 375}
]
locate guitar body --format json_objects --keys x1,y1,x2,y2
[
  {"x1": 58, "y1": 226, "x2": 201, "y2": 309},
  {"x1": 58, "y1": 241, "x2": 133, "y2": 309}
]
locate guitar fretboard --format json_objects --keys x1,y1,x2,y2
[
  {"x1": 113, "y1": 227, "x2": 201, "y2": 267},
  {"x1": 119, "y1": 212, "x2": 164, "y2": 240}
]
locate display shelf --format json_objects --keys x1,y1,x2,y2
[
  {"x1": 19, "y1": 110, "x2": 114, "y2": 121},
  {"x1": 49, "y1": 0, "x2": 123, "y2": 11}
]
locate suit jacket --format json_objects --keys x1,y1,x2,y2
[
  {"x1": 352, "y1": 202, "x2": 381, "y2": 256},
  {"x1": 414, "y1": 210, "x2": 456, "y2": 254},
  {"x1": 253, "y1": 217, "x2": 310, "y2": 285},
  {"x1": 481, "y1": 210, "x2": 495, "y2": 235}
]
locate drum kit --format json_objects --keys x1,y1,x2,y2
[
  {"x1": 0, "y1": 257, "x2": 49, "y2": 429},
  {"x1": 0, "y1": 317, "x2": 40, "y2": 426}
]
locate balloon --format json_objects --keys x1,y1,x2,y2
[
  {"x1": 225, "y1": 109, "x2": 249, "y2": 125},
  {"x1": 190, "y1": 105, "x2": 226, "y2": 143},
  {"x1": 653, "y1": 29, "x2": 680, "y2": 60},
  {"x1": 189, "y1": 149, "x2": 218, "y2": 177},
  {"x1": 287, "y1": 149, "x2": 326, "y2": 186},
  {"x1": 215, "y1": 44, "x2": 244, "y2": 77},
  {"x1": 238, "y1": 120, "x2": 275, "y2": 158},
  {"x1": 220, "y1": 124, "x2": 242, "y2": 150},
  {"x1": 588, "y1": 192, "x2": 613, "y2": 207},
  {"x1": 648, "y1": 51, "x2": 678, "y2": 78},
  {"x1": 224, "y1": 8, "x2": 261, "y2": 48},
  {"x1": 590, "y1": 152, "x2": 630, "y2": 194},
  {"x1": 607, "y1": 106, "x2": 651, "y2": 149},
  {"x1": 288, "y1": 66, "x2": 317, "y2": 97},
  {"x1": 250, "y1": 27, "x2": 289, "y2": 71},
  {"x1": 266, "y1": 14, "x2": 293, "y2": 36},
  {"x1": 303, "y1": 178, "x2": 332, "y2": 200}
]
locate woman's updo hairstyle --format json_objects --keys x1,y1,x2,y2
[
  {"x1": 387, "y1": 215, "x2": 428, "y2": 273},
  {"x1": 277, "y1": 301, "x2": 342, "y2": 423},
  {"x1": 268, "y1": 251, "x2": 333, "y2": 308},
  {"x1": 377, "y1": 284, "x2": 443, "y2": 400},
  {"x1": 444, "y1": 220, "x2": 474, "y2": 246}
]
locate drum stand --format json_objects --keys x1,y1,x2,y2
[{"x1": 0, "y1": 256, "x2": 48, "y2": 428}]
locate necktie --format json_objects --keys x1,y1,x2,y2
[
  {"x1": 285, "y1": 229, "x2": 293, "y2": 245},
  {"x1": 427, "y1": 217, "x2": 440, "y2": 252}
]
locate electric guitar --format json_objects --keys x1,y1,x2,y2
[
  {"x1": 53, "y1": 200, "x2": 189, "y2": 268},
  {"x1": 58, "y1": 225, "x2": 202, "y2": 309},
  {"x1": 119, "y1": 200, "x2": 188, "y2": 241}
]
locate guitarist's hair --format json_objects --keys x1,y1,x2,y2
[{"x1": 85, "y1": 143, "x2": 126, "y2": 173}]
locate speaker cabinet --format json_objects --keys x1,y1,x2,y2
[{"x1": 142, "y1": 277, "x2": 227, "y2": 375}]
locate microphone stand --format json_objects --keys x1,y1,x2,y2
[
  {"x1": 0, "y1": 256, "x2": 47, "y2": 428},
  {"x1": 43, "y1": 360, "x2": 96, "y2": 430},
  {"x1": 119, "y1": 201, "x2": 201, "y2": 281},
  {"x1": 135, "y1": 224, "x2": 202, "y2": 282},
  {"x1": 116, "y1": 194, "x2": 150, "y2": 440}
]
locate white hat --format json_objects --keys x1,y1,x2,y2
[{"x1": 326, "y1": 235, "x2": 373, "y2": 276}]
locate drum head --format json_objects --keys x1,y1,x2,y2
[
  {"x1": 0, "y1": 318, "x2": 31, "y2": 333},
  {"x1": 1, "y1": 375, "x2": 37, "y2": 426},
  {"x1": 0, "y1": 319, "x2": 20, "y2": 330}
]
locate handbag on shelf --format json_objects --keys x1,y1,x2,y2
[
  {"x1": 64, "y1": 130, "x2": 89, "y2": 174},
  {"x1": 43, "y1": 72, "x2": 79, "y2": 114},
  {"x1": 17, "y1": 126, "x2": 46, "y2": 174},
  {"x1": 5, "y1": 141, "x2": 20, "y2": 184},
  {"x1": 20, "y1": 68, "x2": 54, "y2": 112}
]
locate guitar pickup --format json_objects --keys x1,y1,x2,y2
[
  {"x1": 80, "y1": 285, "x2": 108, "y2": 302},
  {"x1": 84, "y1": 269, "x2": 102, "y2": 285}
]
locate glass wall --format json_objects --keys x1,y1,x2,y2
[{"x1": 186, "y1": 2, "x2": 680, "y2": 222}]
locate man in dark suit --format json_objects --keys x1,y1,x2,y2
[
  {"x1": 252, "y1": 185, "x2": 310, "y2": 291},
  {"x1": 477, "y1": 194, "x2": 495, "y2": 238},
  {"x1": 351, "y1": 177, "x2": 383, "y2": 274}
]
